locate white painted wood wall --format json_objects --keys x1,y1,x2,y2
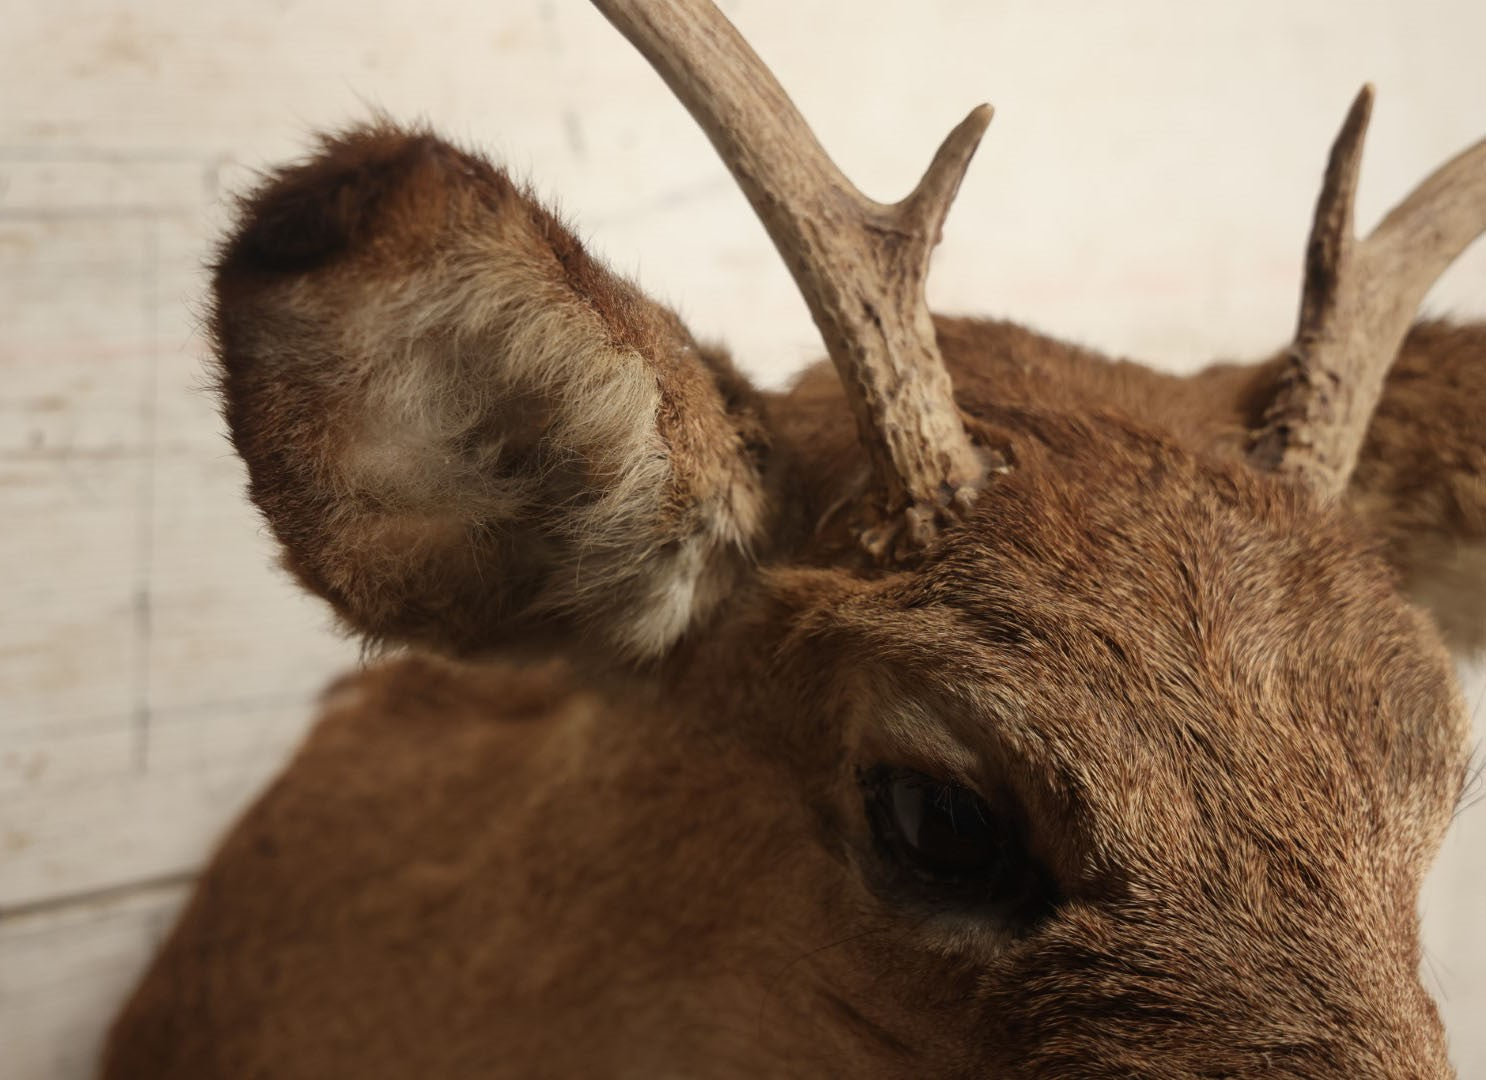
[{"x1": 2, "y1": 1, "x2": 1483, "y2": 1075}]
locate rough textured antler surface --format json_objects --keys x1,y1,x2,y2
[
  {"x1": 592, "y1": 0, "x2": 989, "y2": 553},
  {"x1": 1250, "y1": 85, "x2": 1486, "y2": 497}
]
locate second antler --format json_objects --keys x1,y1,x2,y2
[
  {"x1": 1250, "y1": 86, "x2": 1486, "y2": 497},
  {"x1": 596, "y1": 2, "x2": 1486, "y2": 519},
  {"x1": 591, "y1": 0, "x2": 990, "y2": 553}
]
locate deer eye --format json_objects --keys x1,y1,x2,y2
[
  {"x1": 867, "y1": 767, "x2": 1004, "y2": 877},
  {"x1": 863, "y1": 766, "x2": 1059, "y2": 919}
]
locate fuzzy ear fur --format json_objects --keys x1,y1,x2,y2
[
  {"x1": 213, "y1": 124, "x2": 771, "y2": 660},
  {"x1": 1346, "y1": 321, "x2": 1486, "y2": 655}
]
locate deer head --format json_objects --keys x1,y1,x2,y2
[{"x1": 104, "y1": 1, "x2": 1486, "y2": 1077}]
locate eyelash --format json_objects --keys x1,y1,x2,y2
[{"x1": 862, "y1": 765, "x2": 1061, "y2": 924}]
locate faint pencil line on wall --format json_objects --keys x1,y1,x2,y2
[
  {"x1": 130, "y1": 212, "x2": 160, "y2": 773},
  {"x1": 0, "y1": 206, "x2": 194, "y2": 222}
]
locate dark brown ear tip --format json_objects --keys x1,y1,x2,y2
[{"x1": 217, "y1": 125, "x2": 455, "y2": 276}]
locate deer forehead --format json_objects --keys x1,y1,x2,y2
[{"x1": 767, "y1": 417, "x2": 1468, "y2": 885}]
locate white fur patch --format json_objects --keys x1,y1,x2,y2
[{"x1": 322, "y1": 237, "x2": 757, "y2": 658}]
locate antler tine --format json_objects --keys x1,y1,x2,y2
[
  {"x1": 591, "y1": 0, "x2": 990, "y2": 552},
  {"x1": 1250, "y1": 85, "x2": 1486, "y2": 498}
]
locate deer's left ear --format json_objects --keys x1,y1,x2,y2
[
  {"x1": 1345, "y1": 321, "x2": 1486, "y2": 656},
  {"x1": 214, "y1": 125, "x2": 775, "y2": 662}
]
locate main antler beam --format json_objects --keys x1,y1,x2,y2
[
  {"x1": 591, "y1": 0, "x2": 989, "y2": 551},
  {"x1": 1250, "y1": 86, "x2": 1486, "y2": 497}
]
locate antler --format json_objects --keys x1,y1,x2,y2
[
  {"x1": 1249, "y1": 86, "x2": 1486, "y2": 497},
  {"x1": 591, "y1": 0, "x2": 990, "y2": 553}
]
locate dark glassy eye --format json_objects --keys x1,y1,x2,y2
[
  {"x1": 863, "y1": 766, "x2": 1059, "y2": 919},
  {"x1": 867, "y1": 768, "x2": 1005, "y2": 878}
]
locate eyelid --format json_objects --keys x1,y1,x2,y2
[{"x1": 864, "y1": 696, "x2": 983, "y2": 782}]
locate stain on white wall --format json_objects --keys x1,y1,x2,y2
[{"x1": 1, "y1": 2, "x2": 1482, "y2": 1076}]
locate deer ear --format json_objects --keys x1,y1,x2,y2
[
  {"x1": 214, "y1": 124, "x2": 772, "y2": 661},
  {"x1": 1344, "y1": 321, "x2": 1486, "y2": 656}
]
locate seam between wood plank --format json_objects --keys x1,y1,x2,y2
[{"x1": 0, "y1": 871, "x2": 195, "y2": 927}]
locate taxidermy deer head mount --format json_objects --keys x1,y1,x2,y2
[{"x1": 105, "y1": 0, "x2": 1486, "y2": 1076}]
